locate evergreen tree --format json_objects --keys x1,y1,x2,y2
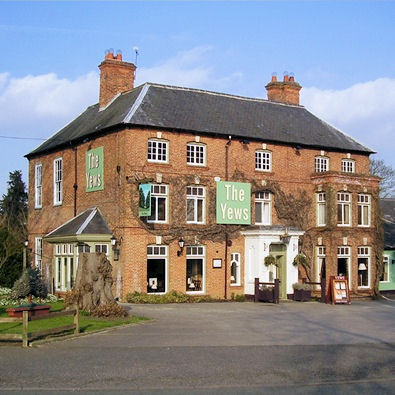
[{"x1": 0, "y1": 170, "x2": 28, "y2": 282}]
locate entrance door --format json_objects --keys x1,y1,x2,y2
[{"x1": 269, "y1": 244, "x2": 287, "y2": 299}]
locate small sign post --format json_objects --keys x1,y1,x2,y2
[{"x1": 328, "y1": 276, "x2": 351, "y2": 304}]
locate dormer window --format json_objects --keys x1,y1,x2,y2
[
  {"x1": 148, "y1": 139, "x2": 168, "y2": 163},
  {"x1": 315, "y1": 156, "x2": 329, "y2": 173}
]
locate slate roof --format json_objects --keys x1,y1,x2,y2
[
  {"x1": 45, "y1": 207, "x2": 112, "y2": 239},
  {"x1": 381, "y1": 198, "x2": 395, "y2": 249},
  {"x1": 26, "y1": 83, "x2": 373, "y2": 158}
]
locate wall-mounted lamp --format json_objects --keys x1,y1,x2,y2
[
  {"x1": 280, "y1": 228, "x2": 291, "y2": 244},
  {"x1": 177, "y1": 238, "x2": 185, "y2": 257},
  {"x1": 111, "y1": 236, "x2": 117, "y2": 247},
  {"x1": 24, "y1": 239, "x2": 29, "y2": 248}
]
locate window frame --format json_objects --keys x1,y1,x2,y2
[
  {"x1": 315, "y1": 246, "x2": 326, "y2": 288},
  {"x1": 147, "y1": 184, "x2": 169, "y2": 224},
  {"x1": 342, "y1": 159, "x2": 355, "y2": 173},
  {"x1": 186, "y1": 186, "x2": 205, "y2": 224},
  {"x1": 147, "y1": 139, "x2": 169, "y2": 163},
  {"x1": 337, "y1": 246, "x2": 351, "y2": 289},
  {"x1": 230, "y1": 252, "x2": 241, "y2": 286},
  {"x1": 35, "y1": 237, "x2": 43, "y2": 271},
  {"x1": 337, "y1": 192, "x2": 351, "y2": 227},
  {"x1": 315, "y1": 156, "x2": 329, "y2": 173},
  {"x1": 53, "y1": 157, "x2": 63, "y2": 206},
  {"x1": 255, "y1": 150, "x2": 272, "y2": 172},
  {"x1": 255, "y1": 191, "x2": 271, "y2": 225},
  {"x1": 381, "y1": 255, "x2": 390, "y2": 283},
  {"x1": 95, "y1": 244, "x2": 109, "y2": 255},
  {"x1": 147, "y1": 244, "x2": 168, "y2": 294},
  {"x1": 357, "y1": 194, "x2": 371, "y2": 227},
  {"x1": 186, "y1": 245, "x2": 205, "y2": 294},
  {"x1": 34, "y1": 163, "x2": 42, "y2": 209},
  {"x1": 357, "y1": 246, "x2": 370, "y2": 288},
  {"x1": 186, "y1": 143, "x2": 206, "y2": 166},
  {"x1": 316, "y1": 192, "x2": 326, "y2": 227}
]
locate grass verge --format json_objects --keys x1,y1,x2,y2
[{"x1": 0, "y1": 302, "x2": 149, "y2": 337}]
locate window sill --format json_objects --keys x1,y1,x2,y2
[
  {"x1": 230, "y1": 283, "x2": 242, "y2": 287},
  {"x1": 53, "y1": 202, "x2": 62, "y2": 207},
  {"x1": 187, "y1": 163, "x2": 207, "y2": 167},
  {"x1": 34, "y1": 206, "x2": 42, "y2": 210}
]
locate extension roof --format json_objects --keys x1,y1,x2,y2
[
  {"x1": 26, "y1": 83, "x2": 374, "y2": 158},
  {"x1": 381, "y1": 198, "x2": 395, "y2": 249},
  {"x1": 45, "y1": 207, "x2": 112, "y2": 239}
]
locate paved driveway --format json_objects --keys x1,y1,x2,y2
[{"x1": 0, "y1": 300, "x2": 394, "y2": 394}]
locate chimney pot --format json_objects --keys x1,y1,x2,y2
[
  {"x1": 265, "y1": 72, "x2": 301, "y2": 106},
  {"x1": 271, "y1": 72, "x2": 277, "y2": 82},
  {"x1": 99, "y1": 49, "x2": 136, "y2": 108}
]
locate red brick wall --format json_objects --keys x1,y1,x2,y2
[{"x1": 27, "y1": 126, "x2": 379, "y2": 300}]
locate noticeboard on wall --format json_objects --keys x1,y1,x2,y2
[
  {"x1": 86, "y1": 147, "x2": 104, "y2": 192},
  {"x1": 328, "y1": 276, "x2": 351, "y2": 304}
]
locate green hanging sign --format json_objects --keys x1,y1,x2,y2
[
  {"x1": 216, "y1": 181, "x2": 251, "y2": 224},
  {"x1": 139, "y1": 184, "x2": 152, "y2": 216},
  {"x1": 86, "y1": 147, "x2": 104, "y2": 192}
]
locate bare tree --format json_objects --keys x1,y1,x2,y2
[{"x1": 370, "y1": 159, "x2": 395, "y2": 198}]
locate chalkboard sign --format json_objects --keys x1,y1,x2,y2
[{"x1": 328, "y1": 276, "x2": 350, "y2": 304}]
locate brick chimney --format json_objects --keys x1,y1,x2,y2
[
  {"x1": 265, "y1": 72, "x2": 301, "y2": 105},
  {"x1": 98, "y1": 49, "x2": 136, "y2": 108}
]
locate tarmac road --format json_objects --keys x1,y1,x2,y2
[{"x1": 0, "y1": 300, "x2": 394, "y2": 394}]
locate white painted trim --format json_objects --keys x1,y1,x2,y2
[
  {"x1": 76, "y1": 208, "x2": 97, "y2": 235},
  {"x1": 123, "y1": 83, "x2": 150, "y2": 123}
]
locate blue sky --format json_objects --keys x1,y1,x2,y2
[{"x1": 1, "y1": 1, "x2": 394, "y2": 196}]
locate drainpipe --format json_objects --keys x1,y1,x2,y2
[
  {"x1": 224, "y1": 136, "x2": 232, "y2": 299},
  {"x1": 73, "y1": 146, "x2": 78, "y2": 217}
]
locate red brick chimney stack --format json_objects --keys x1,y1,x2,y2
[
  {"x1": 99, "y1": 49, "x2": 136, "y2": 109},
  {"x1": 265, "y1": 71, "x2": 301, "y2": 106}
]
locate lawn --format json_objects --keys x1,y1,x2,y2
[{"x1": 0, "y1": 301, "x2": 148, "y2": 338}]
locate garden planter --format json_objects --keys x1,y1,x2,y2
[
  {"x1": 6, "y1": 304, "x2": 51, "y2": 318},
  {"x1": 258, "y1": 288, "x2": 274, "y2": 302},
  {"x1": 293, "y1": 289, "x2": 312, "y2": 302}
]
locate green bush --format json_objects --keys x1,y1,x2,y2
[
  {"x1": 126, "y1": 290, "x2": 222, "y2": 304},
  {"x1": 0, "y1": 286, "x2": 58, "y2": 307},
  {"x1": 12, "y1": 267, "x2": 48, "y2": 300},
  {"x1": 90, "y1": 302, "x2": 128, "y2": 318}
]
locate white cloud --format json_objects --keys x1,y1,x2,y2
[
  {"x1": 0, "y1": 71, "x2": 98, "y2": 127},
  {"x1": 135, "y1": 46, "x2": 243, "y2": 90},
  {"x1": 301, "y1": 78, "x2": 395, "y2": 167}
]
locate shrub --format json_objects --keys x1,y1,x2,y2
[
  {"x1": 64, "y1": 289, "x2": 82, "y2": 308},
  {"x1": 126, "y1": 290, "x2": 222, "y2": 304},
  {"x1": 0, "y1": 286, "x2": 58, "y2": 306},
  {"x1": 90, "y1": 302, "x2": 128, "y2": 318},
  {"x1": 264, "y1": 254, "x2": 277, "y2": 267},
  {"x1": 11, "y1": 267, "x2": 48, "y2": 300},
  {"x1": 292, "y1": 282, "x2": 312, "y2": 291}
]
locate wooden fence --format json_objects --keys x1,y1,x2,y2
[
  {"x1": 0, "y1": 308, "x2": 79, "y2": 347},
  {"x1": 302, "y1": 277, "x2": 326, "y2": 303}
]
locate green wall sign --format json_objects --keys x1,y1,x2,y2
[
  {"x1": 139, "y1": 184, "x2": 152, "y2": 216},
  {"x1": 216, "y1": 181, "x2": 251, "y2": 224},
  {"x1": 86, "y1": 147, "x2": 104, "y2": 192}
]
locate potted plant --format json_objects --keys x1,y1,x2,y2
[
  {"x1": 258, "y1": 285, "x2": 274, "y2": 302},
  {"x1": 264, "y1": 254, "x2": 277, "y2": 267},
  {"x1": 292, "y1": 282, "x2": 312, "y2": 302},
  {"x1": 292, "y1": 253, "x2": 309, "y2": 267},
  {"x1": 6, "y1": 267, "x2": 50, "y2": 317}
]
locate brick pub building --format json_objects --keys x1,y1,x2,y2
[{"x1": 26, "y1": 50, "x2": 380, "y2": 300}]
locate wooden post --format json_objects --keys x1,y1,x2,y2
[
  {"x1": 320, "y1": 276, "x2": 326, "y2": 303},
  {"x1": 254, "y1": 278, "x2": 259, "y2": 303},
  {"x1": 22, "y1": 311, "x2": 28, "y2": 347},
  {"x1": 74, "y1": 306, "x2": 80, "y2": 335},
  {"x1": 274, "y1": 279, "x2": 280, "y2": 304}
]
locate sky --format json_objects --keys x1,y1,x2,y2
[{"x1": 0, "y1": 0, "x2": 394, "y2": 196}]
